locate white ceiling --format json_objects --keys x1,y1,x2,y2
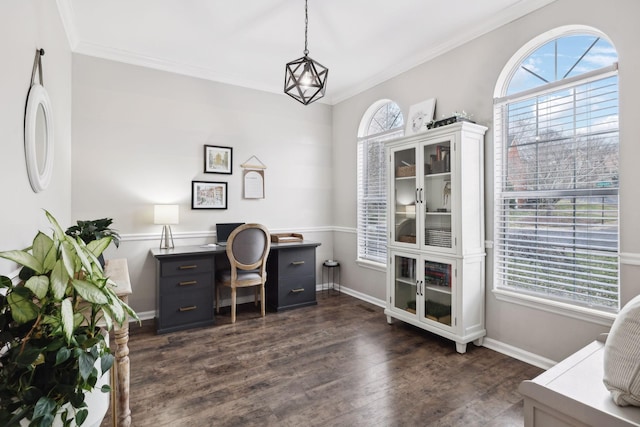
[{"x1": 57, "y1": 0, "x2": 556, "y2": 105}]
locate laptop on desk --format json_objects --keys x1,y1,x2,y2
[{"x1": 215, "y1": 222, "x2": 245, "y2": 246}]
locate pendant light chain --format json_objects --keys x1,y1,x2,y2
[{"x1": 304, "y1": 0, "x2": 309, "y2": 56}]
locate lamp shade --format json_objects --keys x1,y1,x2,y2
[{"x1": 154, "y1": 205, "x2": 179, "y2": 225}]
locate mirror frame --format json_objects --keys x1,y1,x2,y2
[{"x1": 24, "y1": 83, "x2": 54, "y2": 193}]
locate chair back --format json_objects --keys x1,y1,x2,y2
[{"x1": 226, "y1": 223, "x2": 270, "y2": 274}]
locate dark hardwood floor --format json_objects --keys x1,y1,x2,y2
[{"x1": 103, "y1": 292, "x2": 542, "y2": 426}]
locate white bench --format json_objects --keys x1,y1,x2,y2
[{"x1": 519, "y1": 336, "x2": 640, "y2": 427}]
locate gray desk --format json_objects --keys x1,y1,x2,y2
[{"x1": 151, "y1": 241, "x2": 320, "y2": 333}]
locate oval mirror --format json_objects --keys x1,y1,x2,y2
[{"x1": 25, "y1": 84, "x2": 54, "y2": 193}]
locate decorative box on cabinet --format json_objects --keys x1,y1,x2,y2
[
  {"x1": 266, "y1": 244, "x2": 319, "y2": 311},
  {"x1": 384, "y1": 122, "x2": 487, "y2": 353},
  {"x1": 154, "y1": 253, "x2": 215, "y2": 334}
]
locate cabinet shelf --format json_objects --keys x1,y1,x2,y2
[
  {"x1": 395, "y1": 278, "x2": 416, "y2": 286},
  {"x1": 425, "y1": 285, "x2": 452, "y2": 295},
  {"x1": 425, "y1": 212, "x2": 451, "y2": 216},
  {"x1": 395, "y1": 176, "x2": 415, "y2": 181},
  {"x1": 425, "y1": 171, "x2": 451, "y2": 179}
]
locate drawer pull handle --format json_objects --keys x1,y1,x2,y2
[
  {"x1": 179, "y1": 280, "x2": 197, "y2": 286},
  {"x1": 291, "y1": 261, "x2": 305, "y2": 265},
  {"x1": 179, "y1": 305, "x2": 197, "y2": 312},
  {"x1": 179, "y1": 265, "x2": 198, "y2": 270},
  {"x1": 290, "y1": 288, "x2": 305, "y2": 293}
]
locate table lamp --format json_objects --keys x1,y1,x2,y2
[{"x1": 154, "y1": 204, "x2": 179, "y2": 249}]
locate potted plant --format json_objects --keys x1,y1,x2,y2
[
  {"x1": 0, "y1": 211, "x2": 138, "y2": 426},
  {"x1": 65, "y1": 218, "x2": 120, "y2": 267}
]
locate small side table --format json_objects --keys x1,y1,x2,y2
[{"x1": 322, "y1": 260, "x2": 340, "y2": 295}]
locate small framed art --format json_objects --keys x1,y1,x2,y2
[
  {"x1": 191, "y1": 181, "x2": 227, "y2": 209},
  {"x1": 406, "y1": 98, "x2": 436, "y2": 135},
  {"x1": 204, "y1": 145, "x2": 232, "y2": 174}
]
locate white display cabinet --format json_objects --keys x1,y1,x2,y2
[{"x1": 384, "y1": 121, "x2": 487, "y2": 353}]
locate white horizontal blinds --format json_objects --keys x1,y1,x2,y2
[
  {"x1": 357, "y1": 131, "x2": 400, "y2": 263},
  {"x1": 357, "y1": 100, "x2": 404, "y2": 264},
  {"x1": 495, "y1": 72, "x2": 619, "y2": 311}
]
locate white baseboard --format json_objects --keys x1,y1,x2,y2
[{"x1": 482, "y1": 337, "x2": 556, "y2": 370}]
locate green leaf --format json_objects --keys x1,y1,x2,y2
[
  {"x1": 25, "y1": 275, "x2": 49, "y2": 300},
  {"x1": 106, "y1": 293, "x2": 125, "y2": 325},
  {"x1": 32, "y1": 232, "x2": 53, "y2": 269},
  {"x1": 101, "y1": 384, "x2": 112, "y2": 393},
  {"x1": 100, "y1": 352, "x2": 115, "y2": 375},
  {"x1": 76, "y1": 408, "x2": 88, "y2": 426},
  {"x1": 0, "y1": 275, "x2": 12, "y2": 288},
  {"x1": 87, "y1": 236, "x2": 112, "y2": 259},
  {"x1": 66, "y1": 236, "x2": 93, "y2": 273},
  {"x1": 50, "y1": 259, "x2": 69, "y2": 300},
  {"x1": 61, "y1": 298, "x2": 74, "y2": 344},
  {"x1": 55, "y1": 346, "x2": 71, "y2": 366},
  {"x1": 0, "y1": 250, "x2": 43, "y2": 275},
  {"x1": 101, "y1": 308, "x2": 113, "y2": 331},
  {"x1": 60, "y1": 241, "x2": 75, "y2": 278},
  {"x1": 78, "y1": 351, "x2": 96, "y2": 381},
  {"x1": 7, "y1": 287, "x2": 39, "y2": 324},
  {"x1": 44, "y1": 210, "x2": 66, "y2": 242},
  {"x1": 15, "y1": 345, "x2": 42, "y2": 366},
  {"x1": 32, "y1": 396, "x2": 56, "y2": 422},
  {"x1": 42, "y1": 239, "x2": 58, "y2": 273},
  {"x1": 71, "y1": 279, "x2": 109, "y2": 305}
]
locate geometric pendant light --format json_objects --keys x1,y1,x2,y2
[{"x1": 284, "y1": 0, "x2": 329, "y2": 105}]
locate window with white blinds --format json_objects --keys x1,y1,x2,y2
[
  {"x1": 494, "y1": 33, "x2": 620, "y2": 312},
  {"x1": 357, "y1": 101, "x2": 403, "y2": 264}
]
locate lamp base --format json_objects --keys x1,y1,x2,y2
[{"x1": 160, "y1": 225, "x2": 174, "y2": 249}]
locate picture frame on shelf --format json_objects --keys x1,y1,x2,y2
[
  {"x1": 204, "y1": 145, "x2": 232, "y2": 174},
  {"x1": 191, "y1": 180, "x2": 227, "y2": 209},
  {"x1": 406, "y1": 98, "x2": 436, "y2": 135}
]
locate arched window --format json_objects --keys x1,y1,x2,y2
[
  {"x1": 357, "y1": 100, "x2": 404, "y2": 264},
  {"x1": 493, "y1": 27, "x2": 619, "y2": 312}
]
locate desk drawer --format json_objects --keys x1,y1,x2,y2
[
  {"x1": 159, "y1": 272, "x2": 212, "y2": 296},
  {"x1": 161, "y1": 256, "x2": 213, "y2": 277},
  {"x1": 276, "y1": 247, "x2": 315, "y2": 278},
  {"x1": 275, "y1": 275, "x2": 316, "y2": 308},
  {"x1": 159, "y1": 289, "x2": 213, "y2": 330}
]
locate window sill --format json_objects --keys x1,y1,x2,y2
[
  {"x1": 356, "y1": 258, "x2": 387, "y2": 273},
  {"x1": 492, "y1": 288, "x2": 616, "y2": 328}
]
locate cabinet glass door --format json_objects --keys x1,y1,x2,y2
[
  {"x1": 423, "y1": 141, "x2": 452, "y2": 250},
  {"x1": 422, "y1": 259, "x2": 453, "y2": 327},
  {"x1": 392, "y1": 146, "x2": 417, "y2": 245},
  {"x1": 393, "y1": 254, "x2": 418, "y2": 316}
]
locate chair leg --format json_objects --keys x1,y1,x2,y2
[
  {"x1": 231, "y1": 287, "x2": 237, "y2": 323},
  {"x1": 254, "y1": 287, "x2": 259, "y2": 307},
  {"x1": 260, "y1": 284, "x2": 265, "y2": 317}
]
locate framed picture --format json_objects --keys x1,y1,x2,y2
[
  {"x1": 191, "y1": 181, "x2": 227, "y2": 209},
  {"x1": 204, "y1": 145, "x2": 232, "y2": 174},
  {"x1": 406, "y1": 98, "x2": 436, "y2": 135}
]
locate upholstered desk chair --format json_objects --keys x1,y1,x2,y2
[{"x1": 215, "y1": 223, "x2": 271, "y2": 323}]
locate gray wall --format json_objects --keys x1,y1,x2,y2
[
  {"x1": 3, "y1": 0, "x2": 640, "y2": 366},
  {"x1": 71, "y1": 55, "x2": 334, "y2": 315},
  {"x1": 332, "y1": 0, "x2": 640, "y2": 364},
  {"x1": 0, "y1": 1, "x2": 72, "y2": 272}
]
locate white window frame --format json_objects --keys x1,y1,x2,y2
[
  {"x1": 357, "y1": 100, "x2": 404, "y2": 267},
  {"x1": 492, "y1": 26, "x2": 620, "y2": 322}
]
